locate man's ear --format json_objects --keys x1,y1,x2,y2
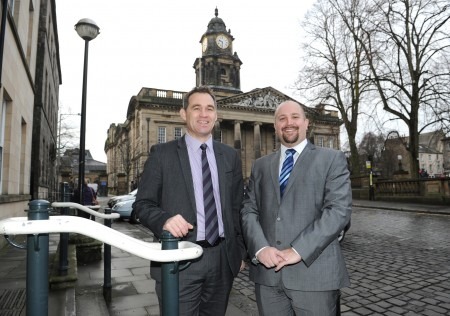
[{"x1": 180, "y1": 108, "x2": 186, "y2": 121}]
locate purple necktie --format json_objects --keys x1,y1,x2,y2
[{"x1": 200, "y1": 144, "x2": 219, "y2": 245}]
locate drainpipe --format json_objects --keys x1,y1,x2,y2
[{"x1": 0, "y1": 0, "x2": 8, "y2": 88}]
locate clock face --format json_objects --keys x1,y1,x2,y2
[
  {"x1": 216, "y1": 34, "x2": 229, "y2": 49},
  {"x1": 202, "y1": 38, "x2": 208, "y2": 52}
]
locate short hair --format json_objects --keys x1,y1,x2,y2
[{"x1": 183, "y1": 86, "x2": 217, "y2": 109}]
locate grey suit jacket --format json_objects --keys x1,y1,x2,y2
[
  {"x1": 134, "y1": 136, "x2": 246, "y2": 279},
  {"x1": 241, "y1": 142, "x2": 351, "y2": 291}
]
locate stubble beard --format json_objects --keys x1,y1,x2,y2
[{"x1": 282, "y1": 132, "x2": 299, "y2": 145}]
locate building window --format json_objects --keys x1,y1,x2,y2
[
  {"x1": 174, "y1": 127, "x2": 182, "y2": 140},
  {"x1": 158, "y1": 127, "x2": 166, "y2": 143},
  {"x1": 328, "y1": 138, "x2": 334, "y2": 149},
  {"x1": 317, "y1": 137, "x2": 324, "y2": 147},
  {"x1": 428, "y1": 154, "x2": 431, "y2": 161}
]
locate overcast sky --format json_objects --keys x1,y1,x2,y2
[{"x1": 56, "y1": 1, "x2": 317, "y2": 162}]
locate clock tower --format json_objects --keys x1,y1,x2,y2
[{"x1": 194, "y1": 8, "x2": 243, "y2": 99}]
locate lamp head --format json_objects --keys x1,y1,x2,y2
[{"x1": 75, "y1": 18, "x2": 100, "y2": 41}]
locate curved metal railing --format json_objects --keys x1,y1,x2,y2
[
  {"x1": 51, "y1": 202, "x2": 119, "y2": 219},
  {"x1": 0, "y1": 215, "x2": 202, "y2": 262}
]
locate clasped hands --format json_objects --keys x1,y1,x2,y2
[{"x1": 257, "y1": 246, "x2": 302, "y2": 271}]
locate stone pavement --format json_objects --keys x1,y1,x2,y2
[{"x1": 0, "y1": 198, "x2": 449, "y2": 315}]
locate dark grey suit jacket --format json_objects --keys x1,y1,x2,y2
[
  {"x1": 241, "y1": 142, "x2": 351, "y2": 291},
  {"x1": 134, "y1": 136, "x2": 246, "y2": 279}
]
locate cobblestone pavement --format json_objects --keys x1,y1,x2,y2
[{"x1": 229, "y1": 207, "x2": 450, "y2": 315}]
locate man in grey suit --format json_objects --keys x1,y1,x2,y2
[
  {"x1": 134, "y1": 86, "x2": 246, "y2": 316},
  {"x1": 241, "y1": 100, "x2": 352, "y2": 315}
]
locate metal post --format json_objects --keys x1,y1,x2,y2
[
  {"x1": 26, "y1": 200, "x2": 50, "y2": 316},
  {"x1": 160, "y1": 231, "x2": 180, "y2": 316},
  {"x1": 103, "y1": 207, "x2": 112, "y2": 303},
  {"x1": 77, "y1": 39, "x2": 89, "y2": 211},
  {"x1": 58, "y1": 182, "x2": 70, "y2": 275}
]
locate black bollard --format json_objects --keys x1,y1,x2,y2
[
  {"x1": 58, "y1": 182, "x2": 70, "y2": 276},
  {"x1": 160, "y1": 231, "x2": 180, "y2": 316},
  {"x1": 103, "y1": 207, "x2": 112, "y2": 303},
  {"x1": 27, "y1": 200, "x2": 50, "y2": 316}
]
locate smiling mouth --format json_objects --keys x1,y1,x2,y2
[{"x1": 282, "y1": 127, "x2": 298, "y2": 132}]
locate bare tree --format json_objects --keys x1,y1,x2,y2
[
  {"x1": 57, "y1": 113, "x2": 79, "y2": 162},
  {"x1": 296, "y1": 0, "x2": 375, "y2": 176},
  {"x1": 358, "y1": 131, "x2": 385, "y2": 173},
  {"x1": 333, "y1": 0, "x2": 450, "y2": 177}
]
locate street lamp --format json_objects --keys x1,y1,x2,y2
[
  {"x1": 397, "y1": 155, "x2": 403, "y2": 171},
  {"x1": 75, "y1": 18, "x2": 100, "y2": 206}
]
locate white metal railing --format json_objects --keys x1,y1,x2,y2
[
  {"x1": 51, "y1": 202, "x2": 119, "y2": 219},
  {"x1": 0, "y1": 216, "x2": 203, "y2": 262}
]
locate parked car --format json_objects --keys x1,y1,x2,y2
[
  {"x1": 111, "y1": 197, "x2": 139, "y2": 224},
  {"x1": 107, "y1": 189, "x2": 138, "y2": 208}
]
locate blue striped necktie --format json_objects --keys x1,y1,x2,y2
[
  {"x1": 200, "y1": 144, "x2": 219, "y2": 246},
  {"x1": 279, "y1": 149, "x2": 296, "y2": 197}
]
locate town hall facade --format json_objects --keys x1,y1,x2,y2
[{"x1": 105, "y1": 9, "x2": 342, "y2": 194}]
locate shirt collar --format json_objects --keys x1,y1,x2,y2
[
  {"x1": 280, "y1": 139, "x2": 308, "y2": 157},
  {"x1": 185, "y1": 132, "x2": 213, "y2": 151}
]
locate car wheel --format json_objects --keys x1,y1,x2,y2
[{"x1": 130, "y1": 209, "x2": 139, "y2": 224}]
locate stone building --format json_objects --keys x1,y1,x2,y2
[
  {"x1": 60, "y1": 148, "x2": 107, "y2": 196},
  {"x1": 0, "y1": 0, "x2": 60, "y2": 248},
  {"x1": 382, "y1": 130, "x2": 448, "y2": 178},
  {"x1": 30, "y1": 0, "x2": 61, "y2": 201},
  {"x1": 105, "y1": 9, "x2": 342, "y2": 195}
]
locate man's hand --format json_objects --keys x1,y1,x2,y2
[
  {"x1": 257, "y1": 247, "x2": 289, "y2": 268},
  {"x1": 274, "y1": 248, "x2": 302, "y2": 271},
  {"x1": 163, "y1": 214, "x2": 193, "y2": 237}
]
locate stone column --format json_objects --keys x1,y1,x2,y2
[
  {"x1": 234, "y1": 121, "x2": 242, "y2": 158},
  {"x1": 213, "y1": 120, "x2": 221, "y2": 141},
  {"x1": 254, "y1": 122, "x2": 262, "y2": 159}
]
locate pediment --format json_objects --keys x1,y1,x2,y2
[{"x1": 218, "y1": 87, "x2": 294, "y2": 111}]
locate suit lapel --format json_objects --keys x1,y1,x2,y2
[
  {"x1": 270, "y1": 151, "x2": 282, "y2": 204},
  {"x1": 282, "y1": 142, "x2": 315, "y2": 198},
  {"x1": 177, "y1": 136, "x2": 197, "y2": 214},
  {"x1": 212, "y1": 142, "x2": 226, "y2": 212}
]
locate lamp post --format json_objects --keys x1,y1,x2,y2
[
  {"x1": 397, "y1": 155, "x2": 403, "y2": 171},
  {"x1": 75, "y1": 18, "x2": 100, "y2": 207}
]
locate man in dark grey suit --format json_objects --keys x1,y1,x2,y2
[
  {"x1": 241, "y1": 100, "x2": 352, "y2": 315},
  {"x1": 134, "y1": 86, "x2": 246, "y2": 316}
]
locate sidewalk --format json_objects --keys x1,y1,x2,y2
[
  {"x1": 0, "y1": 198, "x2": 449, "y2": 315},
  {"x1": 352, "y1": 198, "x2": 450, "y2": 215}
]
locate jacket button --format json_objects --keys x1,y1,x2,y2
[
  {"x1": 276, "y1": 241, "x2": 281, "y2": 245},
  {"x1": 277, "y1": 217, "x2": 281, "y2": 221}
]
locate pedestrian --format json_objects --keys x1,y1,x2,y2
[
  {"x1": 134, "y1": 86, "x2": 246, "y2": 315},
  {"x1": 240, "y1": 100, "x2": 352, "y2": 315},
  {"x1": 72, "y1": 179, "x2": 96, "y2": 218}
]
